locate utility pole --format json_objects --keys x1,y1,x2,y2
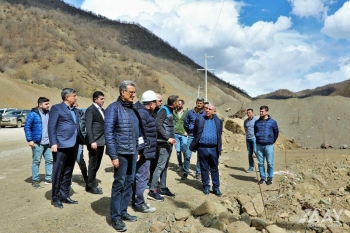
[
  {"x1": 197, "y1": 53, "x2": 214, "y2": 101},
  {"x1": 196, "y1": 85, "x2": 203, "y2": 98}
]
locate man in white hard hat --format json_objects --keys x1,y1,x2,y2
[{"x1": 132, "y1": 90, "x2": 158, "y2": 213}]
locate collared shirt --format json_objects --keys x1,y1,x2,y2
[
  {"x1": 68, "y1": 105, "x2": 77, "y2": 124},
  {"x1": 199, "y1": 117, "x2": 217, "y2": 146},
  {"x1": 93, "y1": 103, "x2": 104, "y2": 119},
  {"x1": 244, "y1": 116, "x2": 258, "y2": 139},
  {"x1": 39, "y1": 109, "x2": 49, "y2": 145}
]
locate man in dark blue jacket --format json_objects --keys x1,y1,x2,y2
[
  {"x1": 104, "y1": 80, "x2": 147, "y2": 232},
  {"x1": 189, "y1": 104, "x2": 223, "y2": 196},
  {"x1": 133, "y1": 90, "x2": 158, "y2": 213},
  {"x1": 48, "y1": 88, "x2": 84, "y2": 208},
  {"x1": 183, "y1": 98, "x2": 205, "y2": 180},
  {"x1": 24, "y1": 97, "x2": 53, "y2": 189},
  {"x1": 254, "y1": 105, "x2": 279, "y2": 185}
]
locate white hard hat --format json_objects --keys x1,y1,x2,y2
[{"x1": 141, "y1": 90, "x2": 157, "y2": 103}]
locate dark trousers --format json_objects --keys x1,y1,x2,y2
[
  {"x1": 132, "y1": 158, "x2": 150, "y2": 208},
  {"x1": 111, "y1": 154, "x2": 137, "y2": 221},
  {"x1": 198, "y1": 147, "x2": 220, "y2": 190},
  {"x1": 87, "y1": 145, "x2": 104, "y2": 187},
  {"x1": 150, "y1": 144, "x2": 172, "y2": 190},
  {"x1": 52, "y1": 145, "x2": 77, "y2": 202},
  {"x1": 149, "y1": 152, "x2": 159, "y2": 185}
]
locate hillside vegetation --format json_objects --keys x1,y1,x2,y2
[
  {"x1": 255, "y1": 79, "x2": 350, "y2": 100},
  {"x1": 0, "y1": 0, "x2": 251, "y2": 108}
]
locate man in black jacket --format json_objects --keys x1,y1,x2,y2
[
  {"x1": 85, "y1": 91, "x2": 105, "y2": 194},
  {"x1": 190, "y1": 104, "x2": 223, "y2": 196},
  {"x1": 148, "y1": 95, "x2": 178, "y2": 201},
  {"x1": 133, "y1": 90, "x2": 158, "y2": 213}
]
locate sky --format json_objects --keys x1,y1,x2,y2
[{"x1": 63, "y1": 0, "x2": 350, "y2": 97}]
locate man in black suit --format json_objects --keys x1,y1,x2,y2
[
  {"x1": 48, "y1": 88, "x2": 84, "y2": 208},
  {"x1": 85, "y1": 91, "x2": 106, "y2": 194}
]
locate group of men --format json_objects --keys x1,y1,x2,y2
[{"x1": 24, "y1": 79, "x2": 278, "y2": 232}]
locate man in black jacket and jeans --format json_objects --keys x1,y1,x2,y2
[{"x1": 148, "y1": 95, "x2": 178, "y2": 201}]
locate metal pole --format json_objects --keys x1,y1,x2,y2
[
  {"x1": 253, "y1": 152, "x2": 268, "y2": 219},
  {"x1": 205, "y1": 53, "x2": 208, "y2": 101}
]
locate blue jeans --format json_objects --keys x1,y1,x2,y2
[
  {"x1": 150, "y1": 144, "x2": 172, "y2": 190},
  {"x1": 76, "y1": 144, "x2": 87, "y2": 177},
  {"x1": 246, "y1": 138, "x2": 256, "y2": 169},
  {"x1": 111, "y1": 153, "x2": 137, "y2": 221},
  {"x1": 256, "y1": 144, "x2": 274, "y2": 180},
  {"x1": 198, "y1": 147, "x2": 220, "y2": 190},
  {"x1": 175, "y1": 134, "x2": 187, "y2": 167},
  {"x1": 32, "y1": 144, "x2": 53, "y2": 182},
  {"x1": 183, "y1": 136, "x2": 201, "y2": 175}
]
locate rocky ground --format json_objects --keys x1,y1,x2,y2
[{"x1": 2, "y1": 129, "x2": 350, "y2": 233}]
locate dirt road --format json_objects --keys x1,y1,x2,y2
[{"x1": 1, "y1": 128, "x2": 349, "y2": 232}]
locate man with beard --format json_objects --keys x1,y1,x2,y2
[{"x1": 24, "y1": 97, "x2": 53, "y2": 189}]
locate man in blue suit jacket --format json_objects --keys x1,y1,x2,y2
[
  {"x1": 189, "y1": 104, "x2": 223, "y2": 197},
  {"x1": 48, "y1": 88, "x2": 82, "y2": 209}
]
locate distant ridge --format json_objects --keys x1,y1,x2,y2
[{"x1": 254, "y1": 79, "x2": 350, "y2": 100}]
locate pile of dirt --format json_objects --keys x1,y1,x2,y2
[
  {"x1": 217, "y1": 95, "x2": 350, "y2": 149},
  {"x1": 221, "y1": 117, "x2": 301, "y2": 154}
]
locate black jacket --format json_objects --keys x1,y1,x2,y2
[
  {"x1": 85, "y1": 104, "x2": 105, "y2": 146},
  {"x1": 135, "y1": 101, "x2": 157, "y2": 159}
]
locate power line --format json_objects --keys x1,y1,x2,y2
[
  {"x1": 219, "y1": 0, "x2": 288, "y2": 70},
  {"x1": 205, "y1": 0, "x2": 226, "y2": 53},
  {"x1": 222, "y1": 0, "x2": 259, "y2": 49}
]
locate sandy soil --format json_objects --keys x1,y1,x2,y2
[{"x1": 1, "y1": 128, "x2": 350, "y2": 232}]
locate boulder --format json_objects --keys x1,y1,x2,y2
[
  {"x1": 251, "y1": 194, "x2": 265, "y2": 216},
  {"x1": 211, "y1": 219, "x2": 226, "y2": 231},
  {"x1": 174, "y1": 208, "x2": 190, "y2": 221},
  {"x1": 266, "y1": 224, "x2": 287, "y2": 233},
  {"x1": 226, "y1": 221, "x2": 256, "y2": 233},
  {"x1": 251, "y1": 218, "x2": 268, "y2": 230},
  {"x1": 193, "y1": 200, "x2": 216, "y2": 216},
  {"x1": 217, "y1": 211, "x2": 239, "y2": 225},
  {"x1": 200, "y1": 214, "x2": 214, "y2": 227},
  {"x1": 236, "y1": 194, "x2": 252, "y2": 205},
  {"x1": 240, "y1": 213, "x2": 252, "y2": 226},
  {"x1": 149, "y1": 221, "x2": 166, "y2": 233},
  {"x1": 224, "y1": 118, "x2": 245, "y2": 135},
  {"x1": 242, "y1": 202, "x2": 257, "y2": 217}
]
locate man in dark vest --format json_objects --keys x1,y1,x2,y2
[{"x1": 147, "y1": 95, "x2": 178, "y2": 201}]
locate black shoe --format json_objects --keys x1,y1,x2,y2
[
  {"x1": 134, "y1": 203, "x2": 156, "y2": 213},
  {"x1": 86, "y1": 185, "x2": 103, "y2": 194},
  {"x1": 159, "y1": 187, "x2": 175, "y2": 197},
  {"x1": 61, "y1": 197, "x2": 78, "y2": 204},
  {"x1": 111, "y1": 219, "x2": 127, "y2": 232},
  {"x1": 259, "y1": 179, "x2": 265, "y2": 184},
  {"x1": 266, "y1": 178, "x2": 273, "y2": 185},
  {"x1": 51, "y1": 200, "x2": 63, "y2": 209},
  {"x1": 121, "y1": 213, "x2": 137, "y2": 222},
  {"x1": 213, "y1": 189, "x2": 222, "y2": 197},
  {"x1": 181, "y1": 173, "x2": 188, "y2": 180},
  {"x1": 203, "y1": 189, "x2": 209, "y2": 195}
]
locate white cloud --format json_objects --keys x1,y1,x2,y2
[
  {"x1": 321, "y1": 1, "x2": 350, "y2": 39},
  {"x1": 288, "y1": 0, "x2": 328, "y2": 18},
  {"x1": 79, "y1": 0, "x2": 349, "y2": 97}
]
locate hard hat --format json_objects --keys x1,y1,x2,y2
[{"x1": 141, "y1": 90, "x2": 157, "y2": 103}]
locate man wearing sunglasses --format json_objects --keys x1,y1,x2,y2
[{"x1": 182, "y1": 97, "x2": 205, "y2": 180}]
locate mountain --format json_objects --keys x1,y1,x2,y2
[
  {"x1": 0, "y1": 0, "x2": 251, "y2": 109},
  {"x1": 254, "y1": 79, "x2": 350, "y2": 100}
]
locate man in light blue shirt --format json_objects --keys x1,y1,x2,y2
[{"x1": 244, "y1": 109, "x2": 258, "y2": 173}]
